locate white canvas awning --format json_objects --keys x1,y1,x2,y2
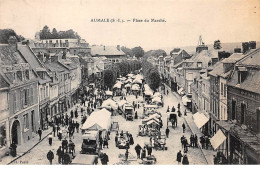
[
  {"x1": 131, "y1": 84, "x2": 140, "y2": 90},
  {"x1": 182, "y1": 95, "x2": 191, "y2": 106},
  {"x1": 193, "y1": 112, "x2": 209, "y2": 129},
  {"x1": 152, "y1": 97, "x2": 162, "y2": 103},
  {"x1": 147, "y1": 119, "x2": 160, "y2": 125},
  {"x1": 210, "y1": 129, "x2": 227, "y2": 150},
  {"x1": 102, "y1": 99, "x2": 118, "y2": 110},
  {"x1": 177, "y1": 88, "x2": 185, "y2": 95},
  {"x1": 105, "y1": 90, "x2": 113, "y2": 96},
  {"x1": 117, "y1": 100, "x2": 127, "y2": 107},
  {"x1": 81, "y1": 108, "x2": 111, "y2": 131}
]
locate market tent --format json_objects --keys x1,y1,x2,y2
[
  {"x1": 117, "y1": 100, "x2": 127, "y2": 107},
  {"x1": 177, "y1": 88, "x2": 185, "y2": 95},
  {"x1": 193, "y1": 112, "x2": 209, "y2": 129},
  {"x1": 132, "y1": 78, "x2": 142, "y2": 84},
  {"x1": 127, "y1": 73, "x2": 134, "y2": 78},
  {"x1": 144, "y1": 90, "x2": 153, "y2": 96},
  {"x1": 147, "y1": 119, "x2": 160, "y2": 125},
  {"x1": 131, "y1": 84, "x2": 140, "y2": 90},
  {"x1": 182, "y1": 95, "x2": 191, "y2": 106},
  {"x1": 153, "y1": 92, "x2": 162, "y2": 98},
  {"x1": 144, "y1": 84, "x2": 150, "y2": 90},
  {"x1": 125, "y1": 78, "x2": 132, "y2": 83},
  {"x1": 135, "y1": 74, "x2": 144, "y2": 80},
  {"x1": 143, "y1": 117, "x2": 160, "y2": 124},
  {"x1": 113, "y1": 82, "x2": 122, "y2": 89},
  {"x1": 81, "y1": 108, "x2": 111, "y2": 131},
  {"x1": 105, "y1": 90, "x2": 113, "y2": 96},
  {"x1": 152, "y1": 97, "x2": 162, "y2": 103},
  {"x1": 102, "y1": 99, "x2": 118, "y2": 110},
  {"x1": 125, "y1": 83, "x2": 131, "y2": 88},
  {"x1": 210, "y1": 129, "x2": 227, "y2": 150}
]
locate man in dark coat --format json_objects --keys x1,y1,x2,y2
[
  {"x1": 63, "y1": 152, "x2": 71, "y2": 165},
  {"x1": 70, "y1": 110, "x2": 74, "y2": 118},
  {"x1": 165, "y1": 127, "x2": 170, "y2": 138},
  {"x1": 181, "y1": 135, "x2": 185, "y2": 149},
  {"x1": 47, "y1": 150, "x2": 54, "y2": 165},
  {"x1": 115, "y1": 134, "x2": 118, "y2": 146},
  {"x1": 75, "y1": 121, "x2": 79, "y2": 133},
  {"x1": 190, "y1": 135, "x2": 194, "y2": 148},
  {"x1": 129, "y1": 134, "x2": 134, "y2": 145},
  {"x1": 10, "y1": 142, "x2": 17, "y2": 157},
  {"x1": 141, "y1": 147, "x2": 146, "y2": 160},
  {"x1": 176, "y1": 150, "x2": 183, "y2": 164},
  {"x1": 56, "y1": 146, "x2": 63, "y2": 164},
  {"x1": 62, "y1": 138, "x2": 68, "y2": 153},
  {"x1": 182, "y1": 123, "x2": 186, "y2": 133},
  {"x1": 101, "y1": 153, "x2": 109, "y2": 165},
  {"x1": 135, "y1": 144, "x2": 142, "y2": 159},
  {"x1": 182, "y1": 154, "x2": 189, "y2": 165},
  {"x1": 38, "y1": 128, "x2": 42, "y2": 141},
  {"x1": 194, "y1": 134, "x2": 198, "y2": 147},
  {"x1": 213, "y1": 155, "x2": 219, "y2": 165},
  {"x1": 147, "y1": 145, "x2": 152, "y2": 156}
]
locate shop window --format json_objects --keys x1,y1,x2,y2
[{"x1": 0, "y1": 123, "x2": 7, "y2": 148}]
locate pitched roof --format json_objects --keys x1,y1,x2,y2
[
  {"x1": 90, "y1": 46, "x2": 125, "y2": 56},
  {"x1": 0, "y1": 44, "x2": 27, "y2": 65},
  {"x1": 208, "y1": 61, "x2": 223, "y2": 77},
  {"x1": 236, "y1": 48, "x2": 260, "y2": 67},
  {"x1": 186, "y1": 49, "x2": 219, "y2": 68},
  {"x1": 228, "y1": 69, "x2": 260, "y2": 94},
  {"x1": 17, "y1": 45, "x2": 52, "y2": 83},
  {"x1": 17, "y1": 45, "x2": 46, "y2": 72},
  {"x1": 221, "y1": 53, "x2": 243, "y2": 63}
]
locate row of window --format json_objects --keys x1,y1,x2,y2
[
  {"x1": 40, "y1": 86, "x2": 49, "y2": 101},
  {"x1": 14, "y1": 70, "x2": 30, "y2": 82},
  {"x1": 13, "y1": 88, "x2": 34, "y2": 112}
]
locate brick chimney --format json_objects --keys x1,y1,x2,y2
[
  {"x1": 242, "y1": 42, "x2": 249, "y2": 53},
  {"x1": 8, "y1": 36, "x2": 18, "y2": 50},
  {"x1": 37, "y1": 52, "x2": 45, "y2": 62},
  {"x1": 249, "y1": 41, "x2": 256, "y2": 50},
  {"x1": 234, "y1": 48, "x2": 241, "y2": 53}
]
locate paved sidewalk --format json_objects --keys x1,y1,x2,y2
[
  {"x1": 164, "y1": 84, "x2": 215, "y2": 165},
  {"x1": 0, "y1": 103, "x2": 81, "y2": 165}
]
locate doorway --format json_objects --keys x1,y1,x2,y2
[{"x1": 11, "y1": 120, "x2": 21, "y2": 145}]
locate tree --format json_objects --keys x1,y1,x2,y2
[
  {"x1": 0, "y1": 29, "x2": 24, "y2": 44},
  {"x1": 39, "y1": 26, "x2": 81, "y2": 39},
  {"x1": 213, "y1": 40, "x2": 222, "y2": 50},
  {"x1": 132, "y1": 46, "x2": 144, "y2": 58},
  {"x1": 141, "y1": 60, "x2": 161, "y2": 91},
  {"x1": 147, "y1": 69, "x2": 161, "y2": 92},
  {"x1": 103, "y1": 70, "x2": 116, "y2": 90},
  {"x1": 152, "y1": 49, "x2": 167, "y2": 57},
  {"x1": 52, "y1": 28, "x2": 59, "y2": 39}
]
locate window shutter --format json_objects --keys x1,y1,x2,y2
[
  {"x1": 21, "y1": 90, "x2": 24, "y2": 109},
  {"x1": 31, "y1": 87, "x2": 33, "y2": 105}
]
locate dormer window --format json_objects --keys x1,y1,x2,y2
[
  {"x1": 238, "y1": 68, "x2": 248, "y2": 84},
  {"x1": 25, "y1": 70, "x2": 29, "y2": 79},
  {"x1": 17, "y1": 71, "x2": 23, "y2": 81},
  {"x1": 197, "y1": 62, "x2": 202, "y2": 68}
]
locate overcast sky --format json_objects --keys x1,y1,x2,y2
[{"x1": 0, "y1": 0, "x2": 260, "y2": 50}]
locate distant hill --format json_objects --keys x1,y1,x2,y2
[{"x1": 162, "y1": 42, "x2": 260, "y2": 56}]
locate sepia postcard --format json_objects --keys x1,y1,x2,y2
[{"x1": 0, "y1": 0, "x2": 260, "y2": 166}]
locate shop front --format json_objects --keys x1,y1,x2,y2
[{"x1": 39, "y1": 103, "x2": 50, "y2": 130}]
